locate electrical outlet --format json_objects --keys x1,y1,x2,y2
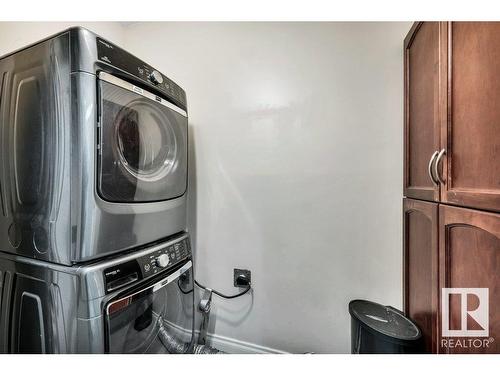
[{"x1": 233, "y1": 268, "x2": 251, "y2": 287}]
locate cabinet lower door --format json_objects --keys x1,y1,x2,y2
[
  {"x1": 403, "y1": 198, "x2": 439, "y2": 353},
  {"x1": 439, "y1": 205, "x2": 500, "y2": 353}
]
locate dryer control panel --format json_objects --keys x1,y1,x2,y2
[
  {"x1": 96, "y1": 37, "x2": 187, "y2": 110},
  {"x1": 103, "y1": 236, "x2": 191, "y2": 293}
]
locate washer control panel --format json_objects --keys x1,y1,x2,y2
[
  {"x1": 103, "y1": 235, "x2": 191, "y2": 293},
  {"x1": 136, "y1": 237, "x2": 191, "y2": 278}
]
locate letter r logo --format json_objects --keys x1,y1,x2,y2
[{"x1": 442, "y1": 288, "x2": 489, "y2": 337}]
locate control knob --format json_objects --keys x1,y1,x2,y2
[
  {"x1": 149, "y1": 70, "x2": 163, "y2": 85},
  {"x1": 156, "y1": 254, "x2": 170, "y2": 268}
]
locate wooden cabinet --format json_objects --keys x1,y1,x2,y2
[
  {"x1": 441, "y1": 22, "x2": 500, "y2": 212},
  {"x1": 404, "y1": 22, "x2": 500, "y2": 212},
  {"x1": 404, "y1": 22, "x2": 500, "y2": 354},
  {"x1": 404, "y1": 201, "x2": 500, "y2": 354},
  {"x1": 403, "y1": 198, "x2": 439, "y2": 352},
  {"x1": 404, "y1": 22, "x2": 442, "y2": 202},
  {"x1": 438, "y1": 205, "x2": 500, "y2": 354}
]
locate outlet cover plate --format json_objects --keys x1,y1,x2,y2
[{"x1": 233, "y1": 268, "x2": 251, "y2": 287}]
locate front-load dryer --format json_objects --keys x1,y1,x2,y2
[{"x1": 0, "y1": 27, "x2": 188, "y2": 265}]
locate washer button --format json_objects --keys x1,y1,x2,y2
[{"x1": 156, "y1": 254, "x2": 170, "y2": 268}]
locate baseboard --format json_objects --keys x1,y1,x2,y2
[
  {"x1": 205, "y1": 333, "x2": 289, "y2": 354},
  {"x1": 163, "y1": 319, "x2": 288, "y2": 354}
]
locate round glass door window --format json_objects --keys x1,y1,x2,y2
[
  {"x1": 98, "y1": 78, "x2": 187, "y2": 203},
  {"x1": 114, "y1": 100, "x2": 177, "y2": 182}
]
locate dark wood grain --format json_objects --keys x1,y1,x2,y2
[
  {"x1": 438, "y1": 204, "x2": 500, "y2": 353},
  {"x1": 403, "y1": 198, "x2": 439, "y2": 353},
  {"x1": 441, "y1": 22, "x2": 500, "y2": 212},
  {"x1": 403, "y1": 21, "x2": 500, "y2": 355},
  {"x1": 404, "y1": 22, "x2": 441, "y2": 202}
]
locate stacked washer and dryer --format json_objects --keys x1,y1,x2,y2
[{"x1": 0, "y1": 27, "x2": 194, "y2": 353}]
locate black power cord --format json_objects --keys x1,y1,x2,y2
[{"x1": 194, "y1": 279, "x2": 251, "y2": 299}]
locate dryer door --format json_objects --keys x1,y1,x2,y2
[
  {"x1": 105, "y1": 261, "x2": 194, "y2": 354},
  {"x1": 97, "y1": 72, "x2": 187, "y2": 202}
]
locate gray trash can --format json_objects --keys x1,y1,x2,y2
[{"x1": 348, "y1": 299, "x2": 423, "y2": 354}]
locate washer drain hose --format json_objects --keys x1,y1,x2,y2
[{"x1": 157, "y1": 317, "x2": 224, "y2": 354}]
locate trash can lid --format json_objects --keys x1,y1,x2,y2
[{"x1": 349, "y1": 299, "x2": 421, "y2": 341}]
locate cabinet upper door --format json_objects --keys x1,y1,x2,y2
[
  {"x1": 403, "y1": 198, "x2": 439, "y2": 353},
  {"x1": 404, "y1": 22, "x2": 443, "y2": 202},
  {"x1": 440, "y1": 22, "x2": 500, "y2": 212},
  {"x1": 438, "y1": 205, "x2": 500, "y2": 354}
]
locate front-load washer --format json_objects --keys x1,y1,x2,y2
[
  {"x1": 0, "y1": 233, "x2": 194, "y2": 353},
  {"x1": 0, "y1": 27, "x2": 188, "y2": 265}
]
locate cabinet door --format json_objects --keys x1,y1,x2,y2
[
  {"x1": 404, "y1": 22, "x2": 443, "y2": 201},
  {"x1": 440, "y1": 22, "x2": 500, "y2": 212},
  {"x1": 439, "y1": 205, "x2": 500, "y2": 354},
  {"x1": 403, "y1": 198, "x2": 439, "y2": 353}
]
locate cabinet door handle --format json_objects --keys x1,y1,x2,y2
[
  {"x1": 428, "y1": 150, "x2": 439, "y2": 186},
  {"x1": 433, "y1": 148, "x2": 446, "y2": 185}
]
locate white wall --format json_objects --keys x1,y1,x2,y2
[
  {"x1": 0, "y1": 22, "x2": 125, "y2": 56},
  {"x1": 124, "y1": 22, "x2": 412, "y2": 353}
]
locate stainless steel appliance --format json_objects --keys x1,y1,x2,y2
[
  {"x1": 0, "y1": 27, "x2": 188, "y2": 265},
  {"x1": 0, "y1": 234, "x2": 194, "y2": 353}
]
